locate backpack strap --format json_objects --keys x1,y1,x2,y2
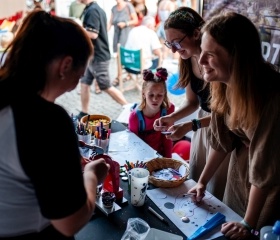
[
  {"x1": 131, "y1": 103, "x2": 145, "y2": 132},
  {"x1": 161, "y1": 107, "x2": 167, "y2": 117},
  {"x1": 131, "y1": 103, "x2": 167, "y2": 132}
]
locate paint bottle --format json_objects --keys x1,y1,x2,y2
[{"x1": 261, "y1": 221, "x2": 280, "y2": 240}]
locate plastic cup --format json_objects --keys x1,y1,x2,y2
[{"x1": 130, "y1": 168, "x2": 149, "y2": 207}]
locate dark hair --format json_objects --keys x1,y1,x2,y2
[
  {"x1": 164, "y1": 7, "x2": 204, "y2": 34},
  {"x1": 0, "y1": 10, "x2": 93, "y2": 95},
  {"x1": 143, "y1": 67, "x2": 168, "y2": 82},
  {"x1": 139, "y1": 68, "x2": 170, "y2": 110},
  {"x1": 164, "y1": 7, "x2": 205, "y2": 88}
]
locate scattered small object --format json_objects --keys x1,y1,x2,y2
[
  {"x1": 181, "y1": 216, "x2": 190, "y2": 223},
  {"x1": 161, "y1": 131, "x2": 172, "y2": 135},
  {"x1": 122, "y1": 176, "x2": 128, "y2": 181},
  {"x1": 182, "y1": 193, "x2": 196, "y2": 197}
]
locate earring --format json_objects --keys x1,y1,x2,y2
[{"x1": 59, "y1": 73, "x2": 65, "y2": 80}]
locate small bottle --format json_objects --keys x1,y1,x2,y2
[{"x1": 261, "y1": 220, "x2": 280, "y2": 240}]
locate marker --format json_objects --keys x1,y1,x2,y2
[{"x1": 148, "y1": 207, "x2": 168, "y2": 225}]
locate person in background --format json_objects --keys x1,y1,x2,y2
[
  {"x1": 153, "y1": 7, "x2": 230, "y2": 201},
  {"x1": 76, "y1": 0, "x2": 128, "y2": 120},
  {"x1": 125, "y1": 16, "x2": 162, "y2": 70},
  {"x1": 189, "y1": 12, "x2": 280, "y2": 239},
  {"x1": 0, "y1": 10, "x2": 109, "y2": 239},
  {"x1": 69, "y1": 0, "x2": 85, "y2": 20},
  {"x1": 131, "y1": 0, "x2": 148, "y2": 26},
  {"x1": 68, "y1": 0, "x2": 100, "y2": 94},
  {"x1": 156, "y1": 0, "x2": 176, "y2": 60},
  {"x1": 129, "y1": 68, "x2": 175, "y2": 158},
  {"x1": 108, "y1": 0, "x2": 138, "y2": 86}
]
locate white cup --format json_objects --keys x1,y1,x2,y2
[
  {"x1": 77, "y1": 133, "x2": 91, "y2": 157},
  {"x1": 77, "y1": 133, "x2": 91, "y2": 144},
  {"x1": 130, "y1": 168, "x2": 149, "y2": 207}
]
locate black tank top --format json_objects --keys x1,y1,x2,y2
[{"x1": 190, "y1": 72, "x2": 211, "y2": 113}]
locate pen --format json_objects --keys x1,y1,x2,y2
[{"x1": 148, "y1": 207, "x2": 168, "y2": 225}]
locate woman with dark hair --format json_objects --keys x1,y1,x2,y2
[
  {"x1": 189, "y1": 12, "x2": 280, "y2": 239},
  {"x1": 154, "y1": 7, "x2": 230, "y2": 201},
  {"x1": 0, "y1": 10, "x2": 109, "y2": 239}
]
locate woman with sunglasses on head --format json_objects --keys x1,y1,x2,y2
[
  {"x1": 153, "y1": 7, "x2": 230, "y2": 201},
  {"x1": 188, "y1": 12, "x2": 280, "y2": 239},
  {"x1": 0, "y1": 10, "x2": 110, "y2": 239}
]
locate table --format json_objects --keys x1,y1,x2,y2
[{"x1": 75, "y1": 121, "x2": 229, "y2": 240}]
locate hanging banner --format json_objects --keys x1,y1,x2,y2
[{"x1": 202, "y1": 0, "x2": 280, "y2": 71}]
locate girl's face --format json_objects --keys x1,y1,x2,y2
[
  {"x1": 143, "y1": 82, "x2": 165, "y2": 112},
  {"x1": 199, "y1": 32, "x2": 231, "y2": 84},
  {"x1": 164, "y1": 28, "x2": 199, "y2": 59}
]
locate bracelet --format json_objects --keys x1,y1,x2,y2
[
  {"x1": 240, "y1": 219, "x2": 253, "y2": 231},
  {"x1": 191, "y1": 119, "x2": 201, "y2": 132},
  {"x1": 125, "y1": 21, "x2": 129, "y2": 27}
]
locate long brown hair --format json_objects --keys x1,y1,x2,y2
[
  {"x1": 0, "y1": 10, "x2": 93, "y2": 95},
  {"x1": 164, "y1": 7, "x2": 204, "y2": 88},
  {"x1": 202, "y1": 12, "x2": 279, "y2": 129}
]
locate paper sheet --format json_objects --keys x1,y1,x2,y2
[
  {"x1": 108, "y1": 130, "x2": 158, "y2": 166},
  {"x1": 147, "y1": 179, "x2": 242, "y2": 239}
]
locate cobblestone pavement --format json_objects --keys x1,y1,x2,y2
[{"x1": 55, "y1": 57, "x2": 185, "y2": 120}]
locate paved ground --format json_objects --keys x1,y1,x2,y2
[{"x1": 55, "y1": 57, "x2": 185, "y2": 121}]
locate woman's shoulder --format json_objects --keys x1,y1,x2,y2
[{"x1": 126, "y1": 2, "x2": 136, "y2": 13}]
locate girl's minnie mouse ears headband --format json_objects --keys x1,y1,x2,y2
[{"x1": 143, "y1": 67, "x2": 168, "y2": 83}]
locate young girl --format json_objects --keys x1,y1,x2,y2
[{"x1": 128, "y1": 68, "x2": 175, "y2": 158}]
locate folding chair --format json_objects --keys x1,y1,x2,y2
[{"x1": 117, "y1": 43, "x2": 144, "y2": 93}]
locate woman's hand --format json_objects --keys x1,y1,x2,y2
[
  {"x1": 188, "y1": 182, "x2": 206, "y2": 203},
  {"x1": 166, "y1": 121, "x2": 192, "y2": 141},
  {"x1": 153, "y1": 115, "x2": 173, "y2": 132},
  {"x1": 221, "y1": 222, "x2": 252, "y2": 239},
  {"x1": 117, "y1": 22, "x2": 127, "y2": 29},
  {"x1": 84, "y1": 158, "x2": 110, "y2": 185}
]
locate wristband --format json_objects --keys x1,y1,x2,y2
[
  {"x1": 191, "y1": 119, "x2": 201, "y2": 132},
  {"x1": 240, "y1": 219, "x2": 253, "y2": 231},
  {"x1": 125, "y1": 21, "x2": 129, "y2": 27}
]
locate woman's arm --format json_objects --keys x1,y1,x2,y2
[
  {"x1": 220, "y1": 185, "x2": 269, "y2": 239},
  {"x1": 188, "y1": 148, "x2": 228, "y2": 202},
  {"x1": 243, "y1": 185, "x2": 269, "y2": 229},
  {"x1": 167, "y1": 115, "x2": 211, "y2": 141},
  {"x1": 154, "y1": 85, "x2": 199, "y2": 131},
  {"x1": 107, "y1": 13, "x2": 113, "y2": 31},
  {"x1": 168, "y1": 84, "x2": 200, "y2": 122}
]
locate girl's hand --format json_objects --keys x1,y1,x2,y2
[{"x1": 221, "y1": 222, "x2": 252, "y2": 239}]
